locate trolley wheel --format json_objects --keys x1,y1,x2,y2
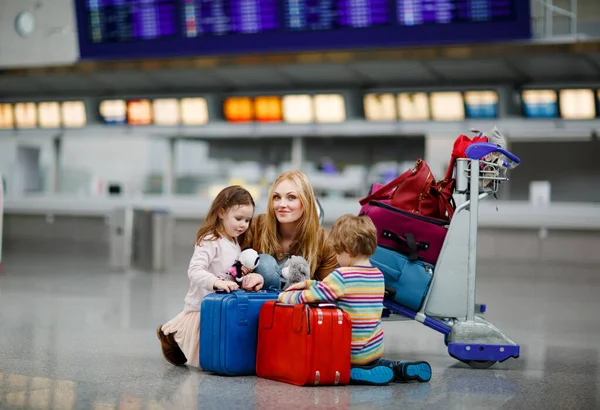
[{"x1": 466, "y1": 360, "x2": 496, "y2": 369}]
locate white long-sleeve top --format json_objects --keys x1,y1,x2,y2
[{"x1": 183, "y1": 235, "x2": 240, "y2": 312}]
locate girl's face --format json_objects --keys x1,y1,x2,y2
[
  {"x1": 219, "y1": 204, "x2": 254, "y2": 240},
  {"x1": 272, "y1": 179, "x2": 303, "y2": 225}
]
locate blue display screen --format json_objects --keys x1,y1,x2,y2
[{"x1": 76, "y1": 0, "x2": 531, "y2": 59}]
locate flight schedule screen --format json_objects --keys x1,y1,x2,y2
[{"x1": 77, "y1": 0, "x2": 530, "y2": 58}]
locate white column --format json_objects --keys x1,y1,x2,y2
[
  {"x1": 164, "y1": 138, "x2": 176, "y2": 195},
  {"x1": 291, "y1": 136, "x2": 304, "y2": 171},
  {"x1": 50, "y1": 135, "x2": 61, "y2": 194}
]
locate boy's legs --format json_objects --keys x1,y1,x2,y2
[
  {"x1": 254, "y1": 254, "x2": 282, "y2": 289},
  {"x1": 377, "y1": 358, "x2": 432, "y2": 383}
]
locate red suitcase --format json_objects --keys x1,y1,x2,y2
[{"x1": 256, "y1": 301, "x2": 352, "y2": 386}]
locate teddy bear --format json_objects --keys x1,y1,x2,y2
[
  {"x1": 281, "y1": 256, "x2": 311, "y2": 290},
  {"x1": 229, "y1": 248, "x2": 260, "y2": 283}
]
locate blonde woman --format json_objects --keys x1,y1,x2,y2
[{"x1": 241, "y1": 170, "x2": 338, "y2": 290}]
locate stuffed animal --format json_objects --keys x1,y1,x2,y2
[
  {"x1": 229, "y1": 248, "x2": 260, "y2": 283},
  {"x1": 281, "y1": 256, "x2": 311, "y2": 290}
]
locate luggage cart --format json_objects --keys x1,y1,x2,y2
[{"x1": 382, "y1": 140, "x2": 521, "y2": 369}]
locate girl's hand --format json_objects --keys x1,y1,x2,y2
[
  {"x1": 241, "y1": 273, "x2": 264, "y2": 292},
  {"x1": 213, "y1": 280, "x2": 239, "y2": 293},
  {"x1": 241, "y1": 265, "x2": 251, "y2": 275},
  {"x1": 285, "y1": 281, "x2": 307, "y2": 291}
]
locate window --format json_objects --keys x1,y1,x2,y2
[
  {"x1": 127, "y1": 100, "x2": 152, "y2": 125},
  {"x1": 521, "y1": 90, "x2": 558, "y2": 118},
  {"x1": 14, "y1": 102, "x2": 37, "y2": 128},
  {"x1": 398, "y1": 92, "x2": 430, "y2": 121},
  {"x1": 62, "y1": 101, "x2": 87, "y2": 128},
  {"x1": 559, "y1": 89, "x2": 596, "y2": 120},
  {"x1": 364, "y1": 94, "x2": 396, "y2": 121},
  {"x1": 99, "y1": 99, "x2": 127, "y2": 124},
  {"x1": 282, "y1": 95, "x2": 314, "y2": 123},
  {"x1": 314, "y1": 94, "x2": 346, "y2": 123},
  {"x1": 180, "y1": 98, "x2": 208, "y2": 125},
  {"x1": 153, "y1": 98, "x2": 180, "y2": 125},
  {"x1": 464, "y1": 91, "x2": 498, "y2": 119},
  {"x1": 38, "y1": 102, "x2": 61, "y2": 128},
  {"x1": 254, "y1": 96, "x2": 282, "y2": 122},
  {"x1": 430, "y1": 92, "x2": 465, "y2": 121},
  {"x1": 0, "y1": 104, "x2": 14, "y2": 129},
  {"x1": 224, "y1": 97, "x2": 253, "y2": 123}
]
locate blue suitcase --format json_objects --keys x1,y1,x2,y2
[
  {"x1": 199, "y1": 289, "x2": 279, "y2": 375},
  {"x1": 370, "y1": 246, "x2": 434, "y2": 312}
]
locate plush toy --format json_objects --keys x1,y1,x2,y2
[
  {"x1": 229, "y1": 248, "x2": 260, "y2": 283},
  {"x1": 281, "y1": 256, "x2": 311, "y2": 290}
]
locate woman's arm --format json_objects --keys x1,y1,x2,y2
[
  {"x1": 314, "y1": 229, "x2": 339, "y2": 281},
  {"x1": 278, "y1": 270, "x2": 346, "y2": 305}
]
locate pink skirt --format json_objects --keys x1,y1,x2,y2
[{"x1": 161, "y1": 310, "x2": 200, "y2": 368}]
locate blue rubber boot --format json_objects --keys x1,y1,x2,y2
[
  {"x1": 394, "y1": 361, "x2": 432, "y2": 383},
  {"x1": 350, "y1": 362, "x2": 395, "y2": 386}
]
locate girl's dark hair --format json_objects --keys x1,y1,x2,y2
[{"x1": 195, "y1": 185, "x2": 255, "y2": 245}]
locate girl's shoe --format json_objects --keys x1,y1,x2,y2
[
  {"x1": 156, "y1": 325, "x2": 187, "y2": 366},
  {"x1": 350, "y1": 363, "x2": 395, "y2": 386}
]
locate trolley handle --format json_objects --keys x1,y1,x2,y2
[{"x1": 465, "y1": 142, "x2": 521, "y2": 166}]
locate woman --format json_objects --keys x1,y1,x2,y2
[{"x1": 241, "y1": 170, "x2": 338, "y2": 290}]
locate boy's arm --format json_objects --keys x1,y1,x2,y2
[{"x1": 278, "y1": 270, "x2": 346, "y2": 305}]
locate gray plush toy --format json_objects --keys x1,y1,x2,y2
[{"x1": 281, "y1": 256, "x2": 311, "y2": 290}]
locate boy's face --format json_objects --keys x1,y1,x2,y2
[{"x1": 336, "y1": 252, "x2": 353, "y2": 267}]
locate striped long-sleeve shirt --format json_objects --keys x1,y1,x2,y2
[{"x1": 277, "y1": 266, "x2": 385, "y2": 366}]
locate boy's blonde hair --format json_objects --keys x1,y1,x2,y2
[{"x1": 328, "y1": 214, "x2": 378, "y2": 258}]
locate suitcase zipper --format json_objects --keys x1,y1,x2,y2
[{"x1": 369, "y1": 200, "x2": 449, "y2": 226}]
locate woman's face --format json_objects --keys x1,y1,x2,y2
[{"x1": 272, "y1": 179, "x2": 303, "y2": 225}]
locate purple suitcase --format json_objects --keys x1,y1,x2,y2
[{"x1": 359, "y1": 200, "x2": 448, "y2": 266}]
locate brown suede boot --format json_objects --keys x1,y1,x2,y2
[{"x1": 156, "y1": 325, "x2": 187, "y2": 366}]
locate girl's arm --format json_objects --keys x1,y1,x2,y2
[
  {"x1": 187, "y1": 241, "x2": 221, "y2": 291},
  {"x1": 278, "y1": 270, "x2": 346, "y2": 305}
]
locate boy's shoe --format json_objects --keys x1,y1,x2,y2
[
  {"x1": 393, "y1": 361, "x2": 432, "y2": 383},
  {"x1": 350, "y1": 362, "x2": 395, "y2": 386},
  {"x1": 156, "y1": 325, "x2": 187, "y2": 366}
]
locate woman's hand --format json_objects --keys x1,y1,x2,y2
[
  {"x1": 285, "y1": 281, "x2": 307, "y2": 291},
  {"x1": 241, "y1": 273, "x2": 264, "y2": 292},
  {"x1": 213, "y1": 280, "x2": 239, "y2": 293}
]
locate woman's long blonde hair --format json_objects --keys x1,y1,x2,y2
[{"x1": 259, "y1": 170, "x2": 321, "y2": 275}]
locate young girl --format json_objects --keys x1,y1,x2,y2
[{"x1": 157, "y1": 185, "x2": 256, "y2": 368}]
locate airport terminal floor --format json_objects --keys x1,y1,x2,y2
[{"x1": 0, "y1": 244, "x2": 598, "y2": 410}]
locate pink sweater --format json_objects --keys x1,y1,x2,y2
[{"x1": 183, "y1": 235, "x2": 240, "y2": 312}]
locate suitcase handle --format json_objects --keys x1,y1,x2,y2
[
  {"x1": 260, "y1": 302, "x2": 305, "y2": 333},
  {"x1": 381, "y1": 230, "x2": 429, "y2": 262}
]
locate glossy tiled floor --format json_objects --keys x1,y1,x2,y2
[{"x1": 0, "y1": 246, "x2": 599, "y2": 410}]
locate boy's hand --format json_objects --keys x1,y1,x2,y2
[
  {"x1": 285, "y1": 281, "x2": 307, "y2": 291},
  {"x1": 213, "y1": 280, "x2": 239, "y2": 293}
]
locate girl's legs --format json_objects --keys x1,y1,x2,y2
[{"x1": 254, "y1": 254, "x2": 282, "y2": 289}]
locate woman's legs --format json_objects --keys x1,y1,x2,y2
[{"x1": 254, "y1": 254, "x2": 282, "y2": 290}]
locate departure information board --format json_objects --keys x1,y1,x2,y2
[{"x1": 76, "y1": 0, "x2": 530, "y2": 59}]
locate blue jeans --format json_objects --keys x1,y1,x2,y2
[{"x1": 254, "y1": 254, "x2": 282, "y2": 290}]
